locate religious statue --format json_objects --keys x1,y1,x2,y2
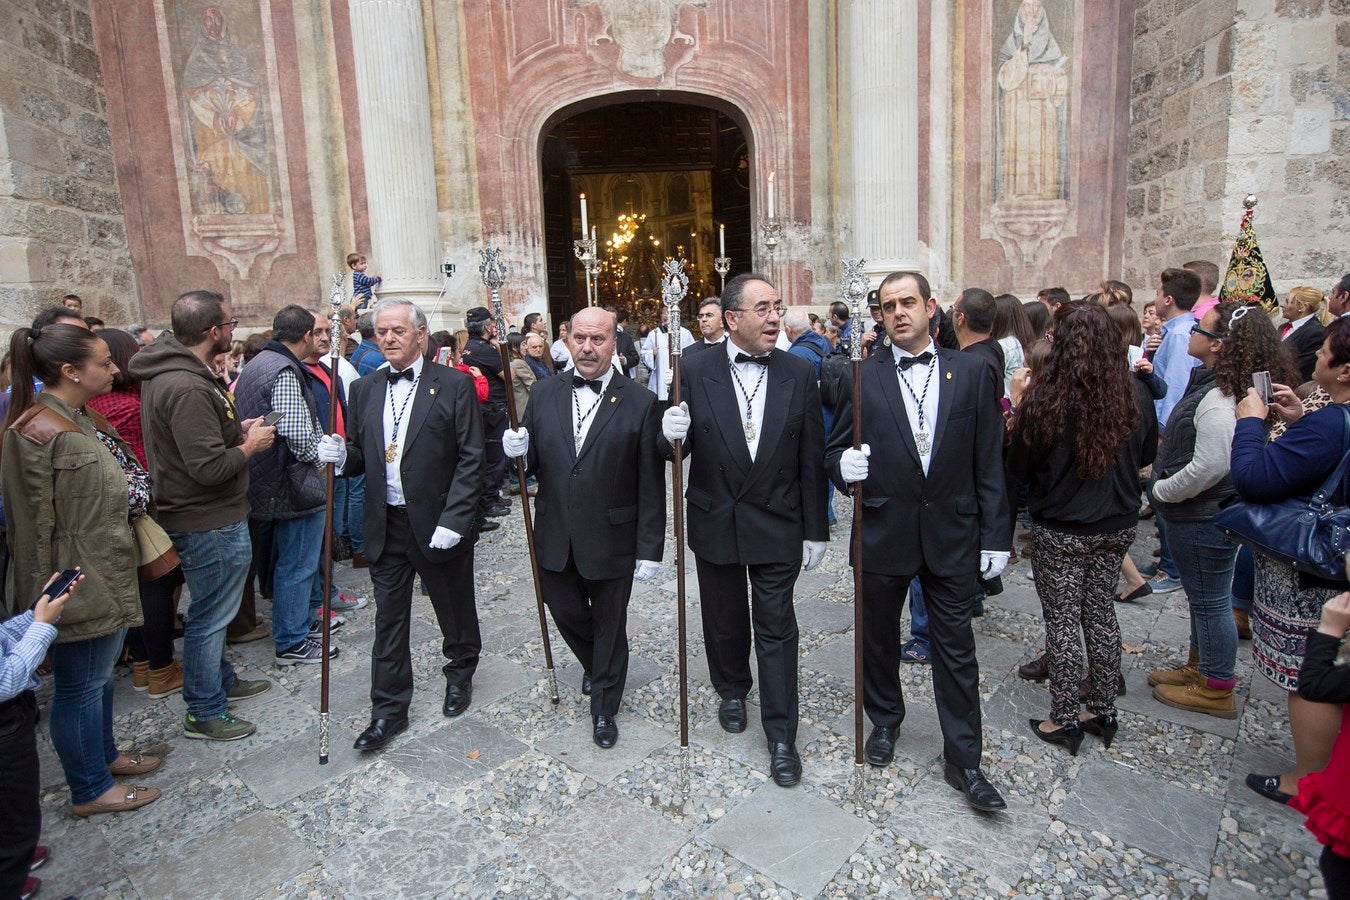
[{"x1": 995, "y1": 0, "x2": 1070, "y2": 202}]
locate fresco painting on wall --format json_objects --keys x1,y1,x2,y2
[{"x1": 995, "y1": 0, "x2": 1071, "y2": 202}]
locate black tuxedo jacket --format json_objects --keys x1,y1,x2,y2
[
  {"x1": 342, "y1": 362, "x2": 484, "y2": 562},
  {"x1": 683, "y1": 337, "x2": 726, "y2": 358},
  {"x1": 824, "y1": 347, "x2": 1008, "y2": 577},
  {"x1": 664, "y1": 345, "x2": 829, "y2": 566},
  {"x1": 1287, "y1": 318, "x2": 1326, "y2": 383},
  {"x1": 522, "y1": 371, "x2": 665, "y2": 580}
]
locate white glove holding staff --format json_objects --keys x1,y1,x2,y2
[
  {"x1": 979, "y1": 550, "x2": 1010, "y2": 580},
  {"x1": 662, "y1": 402, "x2": 690, "y2": 443},
  {"x1": 503, "y1": 427, "x2": 529, "y2": 459},
  {"x1": 839, "y1": 444, "x2": 870, "y2": 483}
]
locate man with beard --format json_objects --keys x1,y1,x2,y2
[
  {"x1": 501, "y1": 307, "x2": 665, "y2": 748},
  {"x1": 661, "y1": 273, "x2": 829, "y2": 786},
  {"x1": 132, "y1": 290, "x2": 277, "y2": 741}
]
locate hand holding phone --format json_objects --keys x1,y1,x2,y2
[
  {"x1": 1253, "y1": 370, "x2": 1272, "y2": 405},
  {"x1": 262, "y1": 410, "x2": 286, "y2": 428},
  {"x1": 32, "y1": 568, "x2": 81, "y2": 624}
]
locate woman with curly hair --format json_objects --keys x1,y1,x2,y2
[
  {"x1": 1148, "y1": 302, "x2": 1298, "y2": 718},
  {"x1": 1007, "y1": 303, "x2": 1158, "y2": 754}
]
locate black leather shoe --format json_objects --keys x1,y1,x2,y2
[
  {"x1": 718, "y1": 697, "x2": 747, "y2": 733},
  {"x1": 581, "y1": 673, "x2": 592, "y2": 696},
  {"x1": 943, "y1": 762, "x2": 1007, "y2": 812},
  {"x1": 477, "y1": 518, "x2": 501, "y2": 532},
  {"x1": 484, "y1": 502, "x2": 511, "y2": 518},
  {"x1": 1029, "y1": 718, "x2": 1084, "y2": 756},
  {"x1": 1245, "y1": 772, "x2": 1293, "y2": 806},
  {"x1": 443, "y1": 681, "x2": 472, "y2": 717},
  {"x1": 593, "y1": 715, "x2": 618, "y2": 748},
  {"x1": 1080, "y1": 714, "x2": 1119, "y2": 749},
  {"x1": 353, "y1": 717, "x2": 408, "y2": 751},
  {"x1": 865, "y1": 725, "x2": 898, "y2": 767},
  {"x1": 768, "y1": 741, "x2": 801, "y2": 787},
  {"x1": 1018, "y1": 654, "x2": 1049, "y2": 681}
]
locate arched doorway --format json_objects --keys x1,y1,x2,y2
[{"x1": 540, "y1": 98, "x2": 752, "y2": 331}]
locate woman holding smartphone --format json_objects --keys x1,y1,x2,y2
[{"x1": 0, "y1": 323, "x2": 163, "y2": 817}]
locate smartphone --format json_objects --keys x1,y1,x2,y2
[
  {"x1": 262, "y1": 410, "x2": 286, "y2": 427},
  {"x1": 1253, "y1": 370, "x2": 1272, "y2": 405},
  {"x1": 435, "y1": 347, "x2": 453, "y2": 366},
  {"x1": 31, "y1": 568, "x2": 80, "y2": 610}
]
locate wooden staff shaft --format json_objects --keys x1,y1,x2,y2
[
  {"x1": 850, "y1": 356, "x2": 865, "y2": 768},
  {"x1": 670, "y1": 345, "x2": 689, "y2": 749},
  {"x1": 318, "y1": 352, "x2": 341, "y2": 764}
]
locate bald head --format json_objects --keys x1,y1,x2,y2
[{"x1": 568, "y1": 306, "x2": 616, "y2": 379}]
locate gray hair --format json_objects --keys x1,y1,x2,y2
[
  {"x1": 371, "y1": 298, "x2": 427, "y2": 331},
  {"x1": 125, "y1": 324, "x2": 149, "y2": 344},
  {"x1": 782, "y1": 310, "x2": 810, "y2": 334},
  {"x1": 357, "y1": 312, "x2": 376, "y2": 339}
]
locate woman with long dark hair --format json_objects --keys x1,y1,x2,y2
[
  {"x1": 1, "y1": 324, "x2": 162, "y2": 816},
  {"x1": 1008, "y1": 303, "x2": 1158, "y2": 754},
  {"x1": 1150, "y1": 303, "x2": 1298, "y2": 718},
  {"x1": 992, "y1": 294, "x2": 1035, "y2": 398}
]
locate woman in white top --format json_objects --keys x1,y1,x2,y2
[{"x1": 992, "y1": 294, "x2": 1036, "y2": 399}]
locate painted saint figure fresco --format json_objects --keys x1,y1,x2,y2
[{"x1": 995, "y1": 0, "x2": 1070, "y2": 202}]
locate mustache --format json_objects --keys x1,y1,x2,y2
[{"x1": 575, "y1": 350, "x2": 600, "y2": 361}]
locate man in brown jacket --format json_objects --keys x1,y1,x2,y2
[{"x1": 130, "y1": 290, "x2": 275, "y2": 742}]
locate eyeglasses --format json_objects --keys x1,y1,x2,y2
[
  {"x1": 733, "y1": 303, "x2": 786, "y2": 318},
  {"x1": 215, "y1": 318, "x2": 239, "y2": 330},
  {"x1": 1190, "y1": 323, "x2": 1223, "y2": 339}
]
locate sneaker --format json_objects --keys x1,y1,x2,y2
[
  {"x1": 900, "y1": 639, "x2": 930, "y2": 664},
  {"x1": 131, "y1": 660, "x2": 149, "y2": 692},
  {"x1": 330, "y1": 593, "x2": 368, "y2": 613},
  {"x1": 146, "y1": 660, "x2": 184, "y2": 699},
  {"x1": 184, "y1": 711, "x2": 256, "y2": 741},
  {"x1": 275, "y1": 638, "x2": 340, "y2": 666},
  {"x1": 1149, "y1": 574, "x2": 1183, "y2": 594},
  {"x1": 1136, "y1": 562, "x2": 1159, "y2": 578},
  {"x1": 308, "y1": 613, "x2": 346, "y2": 639},
  {"x1": 225, "y1": 678, "x2": 272, "y2": 702},
  {"x1": 21, "y1": 876, "x2": 39, "y2": 899}
]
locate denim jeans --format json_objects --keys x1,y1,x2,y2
[
  {"x1": 1164, "y1": 517, "x2": 1239, "y2": 681},
  {"x1": 49, "y1": 629, "x2": 124, "y2": 804},
  {"x1": 1152, "y1": 502, "x2": 1180, "y2": 580},
  {"x1": 271, "y1": 510, "x2": 326, "y2": 652},
  {"x1": 908, "y1": 577, "x2": 928, "y2": 645},
  {"x1": 1231, "y1": 546, "x2": 1254, "y2": 613},
  {"x1": 172, "y1": 520, "x2": 250, "y2": 719},
  {"x1": 336, "y1": 474, "x2": 365, "y2": 554}
]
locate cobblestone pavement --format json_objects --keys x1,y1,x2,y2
[{"x1": 31, "y1": 497, "x2": 1327, "y2": 899}]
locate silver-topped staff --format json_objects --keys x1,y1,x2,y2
[
  {"x1": 479, "y1": 247, "x2": 560, "y2": 705},
  {"x1": 662, "y1": 258, "x2": 693, "y2": 804},
  {"x1": 318, "y1": 272, "x2": 344, "y2": 764},
  {"x1": 841, "y1": 258, "x2": 870, "y2": 812}
]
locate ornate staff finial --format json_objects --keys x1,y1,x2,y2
[
  {"x1": 479, "y1": 246, "x2": 508, "y2": 336},
  {"x1": 842, "y1": 258, "x2": 868, "y2": 362},
  {"x1": 662, "y1": 258, "x2": 689, "y2": 358},
  {"x1": 1243, "y1": 194, "x2": 1258, "y2": 210}
]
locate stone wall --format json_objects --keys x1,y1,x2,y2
[
  {"x1": 1124, "y1": 0, "x2": 1350, "y2": 295},
  {"x1": 0, "y1": 0, "x2": 137, "y2": 330}
]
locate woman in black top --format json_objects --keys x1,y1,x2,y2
[{"x1": 1008, "y1": 304, "x2": 1158, "y2": 754}]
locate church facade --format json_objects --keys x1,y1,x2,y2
[{"x1": 0, "y1": 0, "x2": 1345, "y2": 330}]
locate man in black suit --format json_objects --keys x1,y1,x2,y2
[
  {"x1": 604, "y1": 305, "x2": 641, "y2": 377},
  {"x1": 951, "y1": 288, "x2": 1005, "y2": 407},
  {"x1": 501, "y1": 307, "x2": 665, "y2": 748},
  {"x1": 825, "y1": 271, "x2": 1010, "y2": 813},
  {"x1": 317, "y1": 298, "x2": 485, "y2": 752},
  {"x1": 661, "y1": 273, "x2": 829, "y2": 787},
  {"x1": 684, "y1": 297, "x2": 727, "y2": 358}
]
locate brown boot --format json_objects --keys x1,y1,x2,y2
[
  {"x1": 131, "y1": 660, "x2": 149, "y2": 693},
  {"x1": 1152, "y1": 680, "x2": 1237, "y2": 719},
  {"x1": 351, "y1": 551, "x2": 368, "y2": 569},
  {"x1": 147, "y1": 660, "x2": 184, "y2": 700},
  {"x1": 1234, "y1": 609, "x2": 1252, "y2": 640},
  {"x1": 1147, "y1": 648, "x2": 1201, "y2": 688},
  {"x1": 1018, "y1": 654, "x2": 1049, "y2": 681}
]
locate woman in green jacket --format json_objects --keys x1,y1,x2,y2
[{"x1": 1, "y1": 323, "x2": 162, "y2": 817}]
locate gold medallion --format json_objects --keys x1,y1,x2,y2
[{"x1": 385, "y1": 441, "x2": 398, "y2": 463}]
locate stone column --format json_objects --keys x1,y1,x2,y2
[
  {"x1": 848, "y1": 0, "x2": 922, "y2": 279},
  {"x1": 349, "y1": 0, "x2": 441, "y2": 307}
]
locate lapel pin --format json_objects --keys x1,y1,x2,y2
[
  {"x1": 610, "y1": 396, "x2": 616, "y2": 403},
  {"x1": 429, "y1": 388, "x2": 437, "y2": 396},
  {"x1": 946, "y1": 372, "x2": 952, "y2": 380}
]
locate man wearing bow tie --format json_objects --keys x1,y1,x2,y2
[
  {"x1": 661, "y1": 273, "x2": 829, "y2": 787},
  {"x1": 317, "y1": 299, "x2": 484, "y2": 752},
  {"x1": 825, "y1": 271, "x2": 1010, "y2": 813},
  {"x1": 501, "y1": 307, "x2": 665, "y2": 748}
]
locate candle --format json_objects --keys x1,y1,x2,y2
[
  {"x1": 579, "y1": 193, "x2": 588, "y2": 235},
  {"x1": 719, "y1": 223, "x2": 726, "y2": 256},
  {"x1": 767, "y1": 172, "x2": 776, "y2": 220},
  {"x1": 591, "y1": 225, "x2": 596, "y2": 244}
]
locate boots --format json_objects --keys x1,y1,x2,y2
[
  {"x1": 147, "y1": 660, "x2": 184, "y2": 700},
  {"x1": 1234, "y1": 609, "x2": 1252, "y2": 640},
  {"x1": 1152, "y1": 677, "x2": 1238, "y2": 719},
  {"x1": 131, "y1": 660, "x2": 149, "y2": 693},
  {"x1": 1147, "y1": 648, "x2": 1200, "y2": 688}
]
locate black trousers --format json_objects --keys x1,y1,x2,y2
[
  {"x1": 862, "y1": 568, "x2": 983, "y2": 768},
  {"x1": 696, "y1": 556, "x2": 800, "y2": 743},
  {"x1": 368, "y1": 507, "x2": 480, "y2": 720},
  {"x1": 479, "y1": 403, "x2": 508, "y2": 512},
  {"x1": 127, "y1": 567, "x2": 182, "y2": 669},
  {"x1": 0, "y1": 691, "x2": 39, "y2": 899},
  {"x1": 539, "y1": 552, "x2": 633, "y2": 718},
  {"x1": 1324, "y1": 846, "x2": 1350, "y2": 900}
]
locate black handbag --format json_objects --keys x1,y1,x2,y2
[{"x1": 1214, "y1": 407, "x2": 1350, "y2": 583}]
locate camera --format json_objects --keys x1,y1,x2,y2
[{"x1": 441, "y1": 257, "x2": 456, "y2": 278}]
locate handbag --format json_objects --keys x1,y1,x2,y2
[
  {"x1": 1214, "y1": 407, "x2": 1350, "y2": 583},
  {"x1": 133, "y1": 514, "x2": 180, "y2": 582}
]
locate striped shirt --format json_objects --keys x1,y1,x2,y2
[
  {"x1": 352, "y1": 270, "x2": 381, "y2": 300},
  {"x1": 0, "y1": 611, "x2": 57, "y2": 702}
]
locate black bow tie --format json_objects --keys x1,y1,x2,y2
[
  {"x1": 897, "y1": 352, "x2": 933, "y2": 371},
  {"x1": 572, "y1": 376, "x2": 602, "y2": 394},
  {"x1": 735, "y1": 353, "x2": 771, "y2": 366},
  {"x1": 386, "y1": 367, "x2": 414, "y2": 383}
]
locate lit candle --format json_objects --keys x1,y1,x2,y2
[
  {"x1": 591, "y1": 225, "x2": 596, "y2": 244},
  {"x1": 579, "y1": 193, "x2": 588, "y2": 235},
  {"x1": 719, "y1": 222, "x2": 726, "y2": 256},
  {"x1": 767, "y1": 172, "x2": 776, "y2": 220}
]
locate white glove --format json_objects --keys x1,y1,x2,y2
[
  {"x1": 663, "y1": 368, "x2": 674, "y2": 387},
  {"x1": 662, "y1": 401, "x2": 690, "y2": 443},
  {"x1": 802, "y1": 541, "x2": 827, "y2": 571},
  {"x1": 316, "y1": 434, "x2": 346, "y2": 467},
  {"x1": 980, "y1": 550, "x2": 1010, "y2": 580},
  {"x1": 839, "y1": 444, "x2": 870, "y2": 483},
  {"x1": 430, "y1": 526, "x2": 462, "y2": 550},
  {"x1": 634, "y1": 560, "x2": 660, "y2": 582},
  {"x1": 502, "y1": 427, "x2": 529, "y2": 459}
]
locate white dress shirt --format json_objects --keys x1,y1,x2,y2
[
  {"x1": 726, "y1": 338, "x2": 771, "y2": 462},
  {"x1": 892, "y1": 341, "x2": 940, "y2": 475},
  {"x1": 572, "y1": 365, "x2": 615, "y2": 452},
  {"x1": 1283, "y1": 313, "x2": 1315, "y2": 338},
  {"x1": 381, "y1": 353, "x2": 424, "y2": 506}
]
